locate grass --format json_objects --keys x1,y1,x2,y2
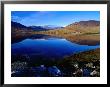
[{"x1": 66, "y1": 48, "x2": 99, "y2": 62}]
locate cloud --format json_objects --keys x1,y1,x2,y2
[
  {"x1": 11, "y1": 16, "x2": 21, "y2": 22},
  {"x1": 19, "y1": 12, "x2": 53, "y2": 26},
  {"x1": 11, "y1": 11, "x2": 56, "y2": 26}
]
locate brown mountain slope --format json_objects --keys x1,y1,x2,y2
[
  {"x1": 64, "y1": 20, "x2": 100, "y2": 33},
  {"x1": 12, "y1": 20, "x2": 100, "y2": 45}
]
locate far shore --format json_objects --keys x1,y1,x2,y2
[{"x1": 12, "y1": 32, "x2": 100, "y2": 46}]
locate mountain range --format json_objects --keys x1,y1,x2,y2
[
  {"x1": 64, "y1": 20, "x2": 100, "y2": 33},
  {"x1": 11, "y1": 20, "x2": 100, "y2": 36},
  {"x1": 11, "y1": 21, "x2": 27, "y2": 29},
  {"x1": 68, "y1": 20, "x2": 99, "y2": 27},
  {"x1": 11, "y1": 21, "x2": 64, "y2": 31},
  {"x1": 11, "y1": 20, "x2": 100, "y2": 45}
]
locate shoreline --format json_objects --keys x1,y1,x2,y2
[{"x1": 12, "y1": 33, "x2": 100, "y2": 46}]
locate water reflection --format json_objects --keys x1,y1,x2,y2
[{"x1": 12, "y1": 36, "x2": 99, "y2": 60}]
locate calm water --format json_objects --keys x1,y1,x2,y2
[{"x1": 11, "y1": 36, "x2": 99, "y2": 60}]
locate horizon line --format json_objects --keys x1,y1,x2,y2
[{"x1": 11, "y1": 19, "x2": 100, "y2": 27}]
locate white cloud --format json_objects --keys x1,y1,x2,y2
[{"x1": 11, "y1": 16, "x2": 21, "y2": 22}]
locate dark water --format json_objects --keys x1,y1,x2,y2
[{"x1": 11, "y1": 35, "x2": 99, "y2": 60}]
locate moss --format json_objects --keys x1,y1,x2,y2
[{"x1": 58, "y1": 48, "x2": 100, "y2": 65}]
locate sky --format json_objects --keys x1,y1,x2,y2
[{"x1": 11, "y1": 11, "x2": 100, "y2": 27}]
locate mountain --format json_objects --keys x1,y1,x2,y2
[
  {"x1": 28, "y1": 25, "x2": 64, "y2": 31},
  {"x1": 28, "y1": 26, "x2": 47, "y2": 31},
  {"x1": 11, "y1": 20, "x2": 100, "y2": 34},
  {"x1": 42, "y1": 25, "x2": 64, "y2": 30},
  {"x1": 11, "y1": 21, "x2": 47, "y2": 31},
  {"x1": 72, "y1": 20, "x2": 99, "y2": 27},
  {"x1": 65, "y1": 20, "x2": 100, "y2": 33},
  {"x1": 66, "y1": 20, "x2": 99, "y2": 28},
  {"x1": 11, "y1": 21, "x2": 27, "y2": 29},
  {"x1": 11, "y1": 21, "x2": 63, "y2": 31}
]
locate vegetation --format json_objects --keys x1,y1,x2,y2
[
  {"x1": 58, "y1": 48, "x2": 100, "y2": 64},
  {"x1": 11, "y1": 48, "x2": 100, "y2": 77},
  {"x1": 12, "y1": 20, "x2": 100, "y2": 45},
  {"x1": 11, "y1": 20, "x2": 100, "y2": 77},
  {"x1": 56, "y1": 48, "x2": 100, "y2": 77}
]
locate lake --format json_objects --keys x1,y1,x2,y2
[{"x1": 11, "y1": 35, "x2": 100, "y2": 62}]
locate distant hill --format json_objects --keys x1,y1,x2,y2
[
  {"x1": 65, "y1": 20, "x2": 100, "y2": 33},
  {"x1": 11, "y1": 21, "x2": 46, "y2": 31},
  {"x1": 11, "y1": 21, "x2": 27, "y2": 29},
  {"x1": 69, "y1": 20, "x2": 99, "y2": 27},
  {"x1": 28, "y1": 26, "x2": 47, "y2": 31},
  {"x1": 73, "y1": 20, "x2": 100, "y2": 27},
  {"x1": 28, "y1": 25, "x2": 63, "y2": 31},
  {"x1": 42, "y1": 25, "x2": 64, "y2": 30},
  {"x1": 11, "y1": 20, "x2": 100, "y2": 34},
  {"x1": 11, "y1": 21, "x2": 64, "y2": 31}
]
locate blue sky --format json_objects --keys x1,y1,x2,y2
[{"x1": 11, "y1": 11, "x2": 100, "y2": 27}]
